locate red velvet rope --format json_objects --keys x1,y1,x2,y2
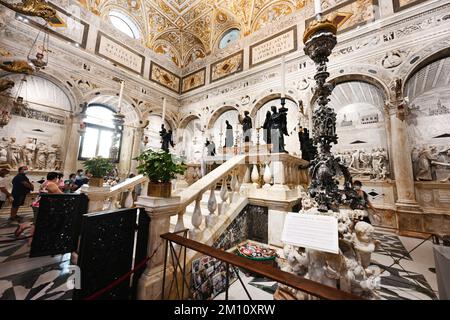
[{"x1": 83, "y1": 255, "x2": 150, "y2": 300}]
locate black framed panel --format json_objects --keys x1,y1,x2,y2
[
  {"x1": 30, "y1": 194, "x2": 89, "y2": 258},
  {"x1": 73, "y1": 208, "x2": 138, "y2": 300}
]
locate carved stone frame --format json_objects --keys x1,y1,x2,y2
[
  {"x1": 181, "y1": 67, "x2": 206, "y2": 94},
  {"x1": 149, "y1": 62, "x2": 181, "y2": 94},
  {"x1": 210, "y1": 50, "x2": 244, "y2": 83},
  {"x1": 249, "y1": 26, "x2": 298, "y2": 68},
  {"x1": 392, "y1": 0, "x2": 428, "y2": 13},
  {"x1": 95, "y1": 32, "x2": 146, "y2": 76},
  {"x1": 13, "y1": 2, "x2": 90, "y2": 49}
]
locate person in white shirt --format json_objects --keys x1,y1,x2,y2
[{"x1": 0, "y1": 168, "x2": 12, "y2": 209}]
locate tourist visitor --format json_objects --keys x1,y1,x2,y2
[
  {"x1": 57, "y1": 172, "x2": 65, "y2": 191},
  {"x1": 15, "y1": 172, "x2": 63, "y2": 245},
  {"x1": 63, "y1": 173, "x2": 78, "y2": 193},
  {"x1": 9, "y1": 166, "x2": 34, "y2": 223},
  {"x1": 353, "y1": 180, "x2": 382, "y2": 224}
]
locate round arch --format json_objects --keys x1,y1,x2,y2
[
  {"x1": 250, "y1": 93, "x2": 298, "y2": 118},
  {"x1": 206, "y1": 105, "x2": 239, "y2": 130},
  {"x1": 85, "y1": 91, "x2": 141, "y2": 127},
  {"x1": 179, "y1": 114, "x2": 201, "y2": 130},
  {"x1": 396, "y1": 39, "x2": 450, "y2": 91},
  {"x1": 141, "y1": 108, "x2": 177, "y2": 131},
  {"x1": 329, "y1": 74, "x2": 389, "y2": 97},
  {"x1": 1, "y1": 71, "x2": 78, "y2": 112}
]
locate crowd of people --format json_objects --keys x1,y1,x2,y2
[{"x1": 0, "y1": 167, "x2": 101, "y2": 245}]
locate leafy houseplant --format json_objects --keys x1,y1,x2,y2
[
  {"x1": 135, "y1": 149, "x2": 186, "y2": 197},
  {"x1": 82, "y1": 156, "x2": 114, "y2": 187}
]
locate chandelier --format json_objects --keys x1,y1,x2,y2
[{"x1": 27, "y1": 22, "x2": 50, "y2": 70}]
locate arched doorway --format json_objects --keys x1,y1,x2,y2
[
  {"x1": 404, "y1": 55, "x2": 450, "y2": 181},
  {"x1": 142, "y1": 114, "x2": 173, "y2": 151},
  {"x1": 180, "y1": 116, "x2": 203, "y2": 163},
  {"x1": 252, "y1": 97, "x2": 300, "y2": 154},
  {"x1": 209, "y1": 107, "x2": 239, "y2": 149},
  {"x1": 0, "y1": 74, "x2": 72, "y2": 171},
  {"x1": 323, "y1": 80, "x2": 389, "y2": 177}
]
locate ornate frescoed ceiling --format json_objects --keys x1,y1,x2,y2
[{"x1": 77, "y1": 0, "x2": 311, "y2": 68}]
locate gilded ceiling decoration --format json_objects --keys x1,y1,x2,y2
[{"x1": 78, "y1": 0, "x2": 312, "y2": 67}]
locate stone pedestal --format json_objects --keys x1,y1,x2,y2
[{"x1": 135, "y1": 195, "x2": 181, "y2": 300}]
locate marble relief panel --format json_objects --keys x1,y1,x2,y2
[
  {"x1": 181, "y1": 68, "x2": 206, "y2": 94},
  {"x1": 210, "y1": 51, "x2": 243, "y2": 83},
  {"x1": 149, "y1": 62, "x2": 181, "y2": 93}
]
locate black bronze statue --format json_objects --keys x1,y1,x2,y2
[
  {"x1": 269, "y1": 106, "x2": 289, "y2": 153},
  {"x1": 160, "y1": 124, "x2": 174, "y2": 152},
  {"x1": 224, "y1": 120, "x2": 234, "y2": 148},
  {"x1": 262, "y1": 110, "x2": 272, "y2": 144},
  {"x1": 298, "y1": 127, "x2": 317, "y2": 161},
  {"x1": 240, "y1": 111, "x2": 252, "y2": 143},
  {"x1": 205, "y1": 139, "x2": 216, "y2": 156}
]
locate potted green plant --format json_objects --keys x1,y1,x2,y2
[
  {"x1": 82, "y1": 156, "x2": 114, "y2": 187},
  {"x1": 135, "y1": 149, "x2": 186, "y2": 197}
]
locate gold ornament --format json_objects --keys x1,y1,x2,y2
[
  {"x1": 0, "y1": 60, "x2": 34, "y2": 74},
  {"x1": 0, "y1": 78, "x2": 15, "y2": 92},
  {"x1": 4, "y1": 0, "x2": 57, "y2": 22}
]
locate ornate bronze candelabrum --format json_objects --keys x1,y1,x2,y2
[{"x1": 303, "y1": 16, "x2": 345, "y2": 212}]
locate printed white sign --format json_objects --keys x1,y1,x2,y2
[
  {"x1": 251, "y1": 28, "x2": 296, "y2": 66},
  {"x1": 281, "y1": 212, "x2": 339, "y2": 254},
  {"x1": 97, "y1": 34, "x2": 144, "y2": 74}
]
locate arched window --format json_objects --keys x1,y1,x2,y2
[
  {"x1": 109, "y1": 10, "x2": 140, "y2": 39},
  {"x1": 218, "y1": 28, "x2": 240, "y2": 49},
  {"x1": 78, "y1": 105, "x2": 122, "y2": 161}
]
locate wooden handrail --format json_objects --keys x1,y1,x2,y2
[{"x1": 160, "y1": 232, "x2": 363, "y2": 300}]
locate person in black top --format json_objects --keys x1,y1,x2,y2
[
  {"x1": 353, "y1": 180, "x2": 382, "y2": 224},
  {"x1": 9, "y1": 166, "x2": 34, "y2": 223}
]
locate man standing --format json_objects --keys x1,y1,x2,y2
[
  {"x1": 9, "y1": 166, "x2": 34, "y2": 222},
  {"x1": 0, "y1": 169, "x2": 12, "y2": 209}
]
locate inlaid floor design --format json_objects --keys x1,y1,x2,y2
[{"x1": 0, "y1": 214, "x2": 441, "y2": 300}]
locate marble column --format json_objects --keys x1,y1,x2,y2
[
  {"x1": 63, "y1": 114, "x2": 83, "y2": 176},
  {"x1": 387, "y1": 105, "x2": 420, "y2": 210},
  {"x1": 135, "y1": 195, "x2": 181, "y2": 300}
]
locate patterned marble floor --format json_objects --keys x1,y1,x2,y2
[
  {"x1": 0, "y1": 213, "x2": 441, "y2": 300},
  {"x1": 215, "y1": 230, "x2": 440, "y2": 300},
  {"x1": 0, "y1": 213, "x2": 73, "y2": 300}
]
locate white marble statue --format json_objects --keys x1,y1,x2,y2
[
  {"x1": 353, "y1": 221, "x2": 379, "y2": 270},
  {"x1": 0, "y1": 142, "x2": 7, "y2": 164},
  {"x1": 9, "y1": 137, "x2": 22, "y2": 168},
  {"x1": 46, "y1": 144, "x2": 58, "y2": 169},
  {"x1": 24, "y1": 138, "x2": 36, "y2": 169},
  {"x1": 276, "y1": 201, "x2": 381, "y2": 300},
  {"x1": 36, "y1": 142, "x2": 48, "y2": 170}
]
